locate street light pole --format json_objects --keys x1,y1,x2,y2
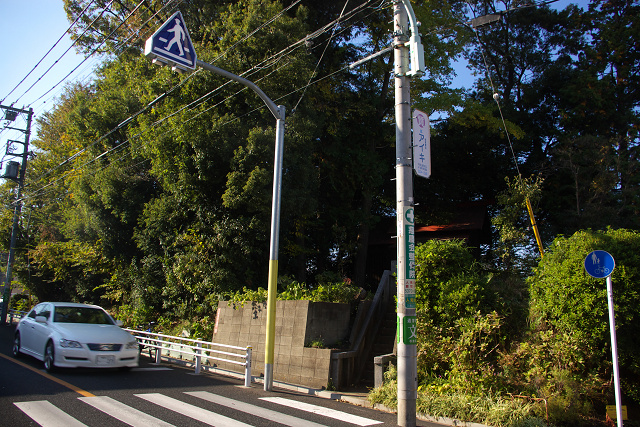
[
  {"x1": 145, "y1": 12, "x2": 285, "y2": 392},
  {"x1": 194, "y1": 60, "x2": 285, "y2": 392}
]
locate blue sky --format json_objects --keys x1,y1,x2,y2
[
  {"x1": 0, "y1": 0, "x2": 99, "y2": 164},
  {"x1": 0, "y1": 0, "x2": 96, "y2": 114}
]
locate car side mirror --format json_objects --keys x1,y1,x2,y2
[
  {"x1": 115, "y1": 319, "x2": 124, "y2": 327},
  {"x1": 35, "y1": 316, "x2": 48, "y2": 323}
]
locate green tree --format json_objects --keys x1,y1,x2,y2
[
  {"x1": 528, "y1": 228, "x2": 640, "y2": 403},
  {"x1": 540, "y1": 0, "x2": 640, "y2": 234},
  {"x1": 414, "y1": 239, "x2": 529, "y2": 394},
  {"x1": 492, "y1": 174, "x2": 544, "y2": 273}
]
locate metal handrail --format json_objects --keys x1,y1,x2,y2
[
  {"x1": 125, "y1": 329, "x2": 253, "y2": 386},
  {"x1": 331, "y1": 269, "x2": 394, "y2": 388}
]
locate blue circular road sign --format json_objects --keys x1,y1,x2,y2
[{"x1": 584, "y1": 250, "x2": 615, "y2": 278}]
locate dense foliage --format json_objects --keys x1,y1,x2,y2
[
  {"x1": 370, "y1": 232, "x2": 640, "y2": 425},
  {"x1": 529, "y1": 229, "x2": 640, "y2": 405}
]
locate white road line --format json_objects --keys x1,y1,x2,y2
[
  {"x1": 14, "y1": 401, "x2": 88, "y2": 427},
  {"x1": 79, "y1": 395, "x2": 175, "y2": 427},
  {"x1": 186, "y1": 391, "x2": 328, "y2": 427},
  {"x1": 260, "y1": 397, "x2": 383, "y2": 426},
  {"x1": 131, "y1": 367, "x2": 173, "y2": 371},
  {"x1": 135, "y1": 393, "x2": 252, "y2": 427}
]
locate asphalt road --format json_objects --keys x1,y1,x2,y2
[{"x1": 0, "y1": 323, "x2": 444, "y2": 426}]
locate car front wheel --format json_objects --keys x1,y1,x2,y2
[
  {"x1": 12, "y1": 333, "x2": 21, "y2": 358},
  {"x1": 44, "y1": 341, "x2": 56, "y2": 372}
]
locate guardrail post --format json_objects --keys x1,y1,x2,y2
[
  {"x1": 155, "y1": 339, "x2": 162, "y2": 364},
  {"x1": 195, "y1": 342, "x2": 202, "y2": 375},
  {"x1": 244, "y1": 346, "x2": 252, "y2": 387}
]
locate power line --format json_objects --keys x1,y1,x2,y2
[
  {"x1": 8, "y1": 0, "x2": 380, "y2": 172},
  {"x1": 0, "y1": 0, "x2": 98, "y2": 105},
  {"x1": 28, "y1": 0, "x2": 150, "y2": 106},
  {"x1": 22, "y1": 0, "x2": 385, "y2": 199},
  {"x1": 291, "y1": 0, "x2": 351, "y2": 114},
  {"x1": 10, "y1": 1, "x2": 116, "y2": 107}
]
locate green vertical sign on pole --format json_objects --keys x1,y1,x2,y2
[
  {"x1": 403, "y1": 315, "x2": 418, "y2": 345},
  {"x1": 404, "y1": 208, "x2": 416, "y2": 309}
]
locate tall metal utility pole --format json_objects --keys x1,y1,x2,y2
[
  {"x1": 0, "y1": 105, "x2": 33, "y2": 325},
  {"x1": 394, "y1": 0, "x2": 423, "y2": 425},
  {"x1": 349, "y1": 11, "x2": 423, "y2": 420}
]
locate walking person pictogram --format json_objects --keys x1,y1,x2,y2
[
  {"x1": 164, "y1": 18, "x2": 187, "y2": 56},
  {"x1": 145, "y1": 11, "x2": 197, "y2": 71}
]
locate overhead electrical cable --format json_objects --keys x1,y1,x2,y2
[
  {"x1": 11, "y1": 1, "x2": 116, "y2": 107},
  {"x1": 466, "y1": 3, "x2": 545, "y2": 257},
  {"x1": 28, "y1": 0, "x2": 150, "y2": 107},
  {"x1": 24, "y1": 0, "x2": 384, "y2": 198},
  {"x1": 131, "y1": 0, "x2": 382, "y2": 146},
  {"x1": 27, "y1": 0, "x2": 319, "y2": 184},
  {"x1": 0, "y1": 0, "x2": 98, "y2": 105},
  {"x1": 110, "y1": 0, "x2": 183, "y2": 56},
  {"x1": 211, "y1": 0, "x2": 302, "y2": 63},
  {"x1": 23, "y1": 0, "x2": 183, "y2": 182},
  {"x1": 291, "y1": 0, "x2": 350, "y2": 114},
  {"x1": 28, "y1": 0, "x2": 182, "y2": 116},
  {"x1": 23, "y1": 0, "x2": 381, "y2": 175}
]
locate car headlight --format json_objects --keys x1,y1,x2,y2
[
  {"x1": 59, "y1": 339, "x2": 83, "y2": 348},
  {"x1": 125, "y1": 341, "x2": 139, "y2": 350}
]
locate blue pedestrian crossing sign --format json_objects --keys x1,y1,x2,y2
[
  {"x1": 145, "y1": 11, "x2": 197, "y2": 71},
  {"x1": 584, "y1": 250, "x2": 615, "y2": 279}
]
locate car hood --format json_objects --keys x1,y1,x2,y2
[{"x1": 52, "y1": 323, "x2": 135, "y2": 344}]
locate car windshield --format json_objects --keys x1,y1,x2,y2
[{"x1": 53, "y1": 307, "x2": 114, "y2": 325}]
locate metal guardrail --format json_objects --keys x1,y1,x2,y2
[
  {"x1": 125, "y1": 329, "x2": 253, "y2": 387},
  {"x1": 5, "y1": 310, "x2": 253, "y2": 385},
  {"x1": 8, "y1": 309, "x2": 27, "y2": 324}
]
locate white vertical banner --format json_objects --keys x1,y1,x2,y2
[{"x1": 412, "y1": 109, "x2": 431, "y2": 178}]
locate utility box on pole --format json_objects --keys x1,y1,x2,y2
[{"x1": 3, "y1": 161, "x2": 20, "y2": 180}]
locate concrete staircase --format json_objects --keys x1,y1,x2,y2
[{"x1": 359, "y1": 301, "x2": 397, "y2": 388}]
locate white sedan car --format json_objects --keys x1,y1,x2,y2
[{"x1": 13, "y1": 302, "x2": 139, "y2": 371}]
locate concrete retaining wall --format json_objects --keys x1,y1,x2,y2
[{"x1": 211, "y1": 300, "x2": 351, "y2": 389}]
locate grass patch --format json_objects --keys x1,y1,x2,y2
[{"x1": 368, "y1": 366, "x2": 548, "y2": 427}]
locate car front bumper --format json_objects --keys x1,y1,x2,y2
[{"x1": 55, "y1": 346, "x2": 139, "y2": 368}]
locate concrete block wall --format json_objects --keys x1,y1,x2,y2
[{"x1": 211, "y1": 300, "x2": 350, "y2": 389}]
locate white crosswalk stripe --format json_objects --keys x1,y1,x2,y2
[
  {"x1": 14, "y1": 391, "x2": 385, "y2": 427},
  {"x1": 79, "y1": 395, "x2": 175, "y2": 426},
  {"x1": 135, "y1": 392, "x2": 252, "y2": 427},
  {"x1": 14, "y1": 400, "x2": 88, "y2": 427},
  {"x1": 186, "y1": 391, "x2": 328, "y2": 427},
  {"x1": 260, "y1": 397, "x2": 384, "y2": 426}
]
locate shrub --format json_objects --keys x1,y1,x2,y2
[
  {"x1": 225, "y1": 275, "x2": 365, "y2": 304},
  {"x1": 9, "y1": 293, "x2": 32, "y2": 312},
  {"x1": 528, "y1": 228, "x2": 640, "y2": 404},
  {"x1": 369, "y1": 366, "x2": 548, "y2": 427}
]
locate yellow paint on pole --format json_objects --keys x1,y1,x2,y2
[
  {"x1": 526, "y1": 197, "x2": 544, "y2": 258},
  {"x1": 606, "y1": 405, "x2": 627, "y2": 420},
  {"x1": 264, "y1": 259, "x2": 278, "y2": 365}
]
